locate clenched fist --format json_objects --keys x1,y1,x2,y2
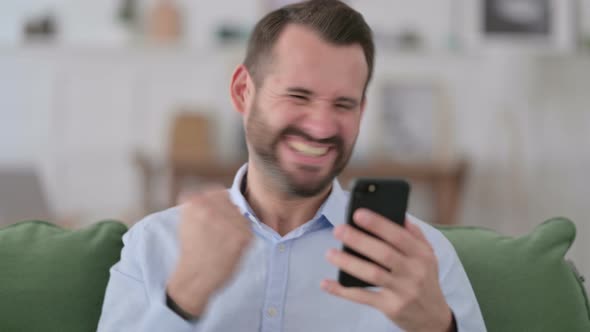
[{"x1": 166, "y1": 187, "x2": 253, "y2": 317}]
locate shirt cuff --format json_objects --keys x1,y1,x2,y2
[
  {"x1": 450, "y1": 312, "x2": 458, "y2": 332},
  {"x1": 140, "y1": 290, "x2": 203, "y2": 332}
]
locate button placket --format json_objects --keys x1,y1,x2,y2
[{"x1": 260, "y1": 241, "x2": 291, "y2": 332}]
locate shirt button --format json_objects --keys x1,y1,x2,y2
[
  {"x1": 267, "y1": 306, "x2": 278, "y2": 317},
  {"x1": 278, "y1": 244, "x2": 286, "y2": 252}
]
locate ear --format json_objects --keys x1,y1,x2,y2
[{"x1": 230, "y1": 64, "x2": 254, "y2": 115}]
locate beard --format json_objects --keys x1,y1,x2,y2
[{"x1": 245, "y1": 99, "x2": 355, "y2": 198}]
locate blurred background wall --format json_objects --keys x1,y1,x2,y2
[{"x1": 1, "y1": 0, "x2": 589, "y2": 275}]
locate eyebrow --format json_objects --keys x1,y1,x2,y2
[
  {"x1": 286, "y1": 87, "x2": 313, "y2": 96},
  {"x1": 286, "y1": 87, "x2": 359, "y2": 106}
]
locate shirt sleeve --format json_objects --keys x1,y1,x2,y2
[
  {"x1": 96, "y1": 220, "x2": 203, "y2": 332},
  {"x1": 437, "y1": 234, "x2": 487, "y2": 332}
]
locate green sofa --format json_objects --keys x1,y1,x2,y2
[{"x1": 1, "y1": 218, "x2": 589, "y2": 331}]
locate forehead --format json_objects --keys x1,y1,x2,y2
[{"x1": 264, "y1": 24, "x2": 368, "y2": 97}]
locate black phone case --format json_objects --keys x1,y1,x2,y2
[{"x1": 338, "y1": 178, "x2": 410, "y2": 288}]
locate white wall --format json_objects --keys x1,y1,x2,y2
[{"x1": 1, "y1": 1, "x2": 589, "y2": 276}]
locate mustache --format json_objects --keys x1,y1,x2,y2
[{"x1": 280, "y1": 126, "x2": 343, "y2": 147}]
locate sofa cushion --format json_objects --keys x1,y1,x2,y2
[
  {"x1": 0, "y1": 220, "x2": 127, "y2": 332},
  {"x1": 437, "y1": 217, "x2": 590, "y2": 332}
]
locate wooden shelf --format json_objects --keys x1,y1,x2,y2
[{"x1": 136, "y1": 153, "x2": 468, "y2": 225}]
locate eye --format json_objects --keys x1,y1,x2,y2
[
  {"x1": 289, "y1": 94, "x2": 309, "y2": 105},
  {"x1": 335, "y1": 103, "x2": 354, "y2": 111},
  {"x1": 289, "y1": 94, "x2": 308, "y2": 101}
]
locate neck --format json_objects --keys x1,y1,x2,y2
[{"x1": 243, "y1": 162, "x2": 332, "y2": 236}]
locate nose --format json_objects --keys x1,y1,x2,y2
[{"x1": 299, "y1": 101, "x2": 339, "y2": 141}]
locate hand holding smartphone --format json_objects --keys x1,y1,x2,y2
[{"x1": 337, "y1": 178, "x2": 410, "y2": 288}]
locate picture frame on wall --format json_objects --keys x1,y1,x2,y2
[
  {"x1": 378, "y1": 80, "x2": 454, "y2": 164},
  {"x1": 463, "y1": 0, "x2": 576, "y2": 52},
  {"x1": 484, "y1": 0, "x2": 552, "y2": 36}
]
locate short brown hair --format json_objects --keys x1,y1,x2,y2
[{"x1": 244, "y1": 0, "x2": 375, "y2": 94}]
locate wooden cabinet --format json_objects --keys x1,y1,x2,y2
[{"x1": 136, "y1": 156, "x2": 467, "y2": 225}]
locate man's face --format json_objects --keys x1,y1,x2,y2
[{"x1": 244, "y1": 24, "x2": 368, "y2": 197}]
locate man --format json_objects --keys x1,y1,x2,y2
[{"x1": 98, "y1": 1, "x2": 486, "y2": 331}]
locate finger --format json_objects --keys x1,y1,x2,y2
[
  {"x1": 206, "y1": 190, "x2": 249, "y2": 224},
  {"x1": 198, "y1": 183, "x2": 227, "y2": 193},
  {"x1": 180, "y1": 184, "x2": 226, "y2": 204},
  {"x1": 333, "y1": 224, "x2": 405, "y2": 271},
  {"x1": 320, "y1": 279, "x2": 382, "y2": 306},
  {"x1": 326, "y1": 248, "x2": 394, "y2": 288},
  {"x1": 177, "y1": 190, "x2": 199, "y2": 204},
  {"x1": 185, "y1": 190, "x2": 252, "y2": 233},
  {"x1": 405, "y1": 219, "x2": 428, "y2": 243},
  {"x1": 322, "y1": 279, "x2": 411, "y2": 324},
  {"x1": 222, "y1": 204, "x2": 253, "y2": 233},
  {"x1": 354, "y1": 209, "x2": 428, "y2": 256}
]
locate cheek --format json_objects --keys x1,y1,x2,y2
[
  {"x1": 266, "y1": 101, "x2": 302, "y2": 127},
  {"x1": 340, "y1": 115, "x2": 362, "y2": 144}
]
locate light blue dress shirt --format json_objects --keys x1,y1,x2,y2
[{"x1": 98, "y1": 164, "x2": 486, "y2": 331}]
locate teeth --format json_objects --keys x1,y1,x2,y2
[{"x1": 289, "y1": 141, "x2": 328, "y2": 157}]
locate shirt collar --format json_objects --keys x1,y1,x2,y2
[{"x1": 228, "y1": 163, "x2": 349, "y2": 227}]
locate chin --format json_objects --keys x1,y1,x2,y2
[
  {"x1": 285, "y1": 182, "x2": 331, "y2": 198},
  {"x1": 282, "y1": 166, "x2": 335, "y2": 197}
]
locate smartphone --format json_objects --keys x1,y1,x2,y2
[{"x1": 338, "y1": 178, "x2": 410, "y2": 288}]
